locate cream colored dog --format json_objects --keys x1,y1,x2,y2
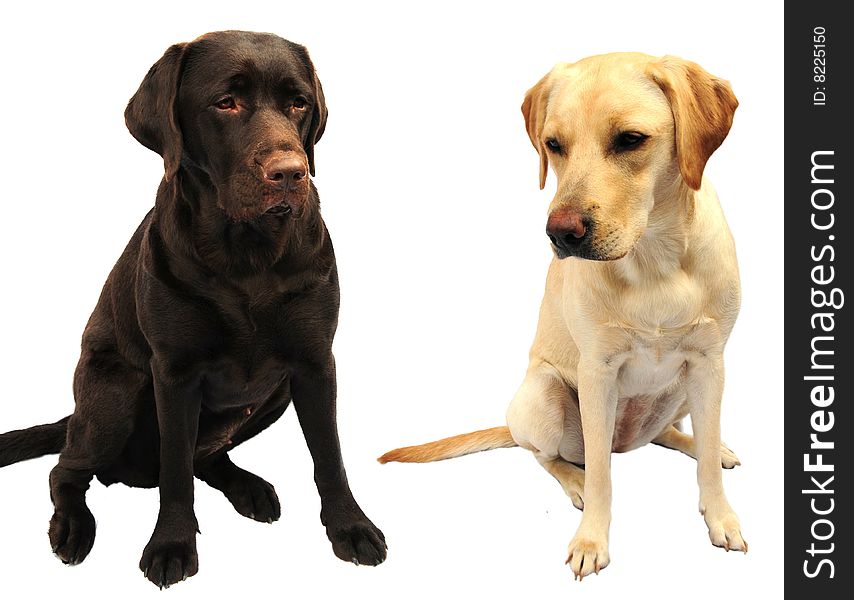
[{"x1": 380, "y1": 53, "x2": 744, "y2": 579}]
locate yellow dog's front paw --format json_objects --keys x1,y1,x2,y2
[
  {"x1": 702, "y1": 506, "x2": 747, "y2": 552},
  {"x1": 566, "y1": 535, "x2": 610, "y2": 580}
]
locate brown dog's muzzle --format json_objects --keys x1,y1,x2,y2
[{"x1": 259, "y1": 152, "x2": 309, "y2": 217}]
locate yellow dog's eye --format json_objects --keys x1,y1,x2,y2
[
  {"x1": 545, "y1": 138, "x2": 562, "y2": 153},
  {"x1": 615, "y1": 132, "x2": 648, "y2": 151}
]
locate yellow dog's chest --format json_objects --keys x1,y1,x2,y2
[
  {"x1": 571, "y1": 263, "x2": 722, "y2": 451},
  {"x1": 610, "y1": 329, "x2": 699, "y2": 451},
  {"x1": 617, "y1": 337, "x2": 689, "y2": 398}
]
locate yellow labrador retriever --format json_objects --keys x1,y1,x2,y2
[{"x1": 380, "y1": 53, "x2": 744, "y2": 579}]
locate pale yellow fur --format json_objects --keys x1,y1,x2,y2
[{"x1": 381, "y1": 53, "x2": 744, "y2": 580}]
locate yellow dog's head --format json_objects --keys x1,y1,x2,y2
[{"x1": 522, "y1": 53, "x2": 738, "y2": 260}]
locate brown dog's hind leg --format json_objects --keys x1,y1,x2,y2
[
  {"x1": 48, "y1": 357, "x2": 143, "y2": 565},
  {"x1": 652, "y1": 424, "x2": 741, "y2": 468},
  {"x1": 48, "y1": 462, "x2": 97, "y2": 565},
  {"x1": 196, "y1": 453, "x2": 281, "y2": 523},
  {"x1": 48, "y1": 416, "x2": 131, "y2": 565}
]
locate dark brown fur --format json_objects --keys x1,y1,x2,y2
[{"x1": 0, "y1": 30, "x2": 385, "y2": 588}]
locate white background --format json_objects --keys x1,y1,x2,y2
[{"x1": 0, "y1": 1, "x2": 783, "y2": 597}]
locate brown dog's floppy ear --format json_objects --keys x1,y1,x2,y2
[
  {"x1": 125, "y1": 43, "x2": 188, "y2": 181},
  {"x1": 648, "y1": 56, "x2": 738, "y2": 190},
  {"x1": 521, "y1": 74, "x2": 551, "y2": 190},
  {"x1": 306, "y1": 72, "x2": 328, "y2": 177}
]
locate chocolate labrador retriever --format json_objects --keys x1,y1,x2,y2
[{"x1": 0, "y1": 30, "x2": 386, "y2": 588}]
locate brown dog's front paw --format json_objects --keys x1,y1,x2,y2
[
  {"x1": 49, "y1": 505, "x2": 96, "y2": 565},
  {"x1": 326, "y1": 517, "x2": 387, "y2": 566},
  {"x1": 139, "y1": 537, "x2": 199, "y2": 589}
]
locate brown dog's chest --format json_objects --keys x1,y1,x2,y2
[
  {"x1": 202, "y1": 351, "x2": 289, "y2": 403},
  {"x1": 194, "y1": 355, "x2": 292, "y2": 458},
  {"x1": 178, "y1": 299, "x2": 296, "y2": 451}
]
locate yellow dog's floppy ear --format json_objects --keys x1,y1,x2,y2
[
  {"x1": 521, "y1": 73, "x2": 551, "y2": 190},
  {"x1": 648, "y1": 56, "x2": 738, "y2": 190}
]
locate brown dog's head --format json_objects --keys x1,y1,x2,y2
[
  {"x1": 125, "y1": 31, "x2": 327, "y2": 221},
  {"x1": 522, "y1": 53, "x2": 737, "y2": 260}
]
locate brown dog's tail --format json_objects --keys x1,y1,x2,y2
[
  {"x1": 378, "y1": 426, "x2": 517, "y2": 464},
  {"x1": 0, "y1": 416, "x2": 69, "y2": 468}
]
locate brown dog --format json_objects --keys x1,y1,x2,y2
[
  {"x1": 0, "y1": 31, "x2": 386, "y2": 588},
  {"x1": 381, "y1": 53, "x2": 742, "y2": 580}
]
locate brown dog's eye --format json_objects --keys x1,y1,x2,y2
[
  {"x1": 545, "y1": 138, "x2": 562, "y2": 153},
  {"x1": 292, "y1": 97, "x2": 308, "y2": 111},
  {"x1": 614, "y1": 132, "x2": 648, "y2": 151},
  {"x1": 214, "y1": 96, "x2": 237, "y2": 111}
]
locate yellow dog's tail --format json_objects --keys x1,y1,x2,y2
[{"x1": 378, "y1": 426, "x2": 517, "y2": 464}]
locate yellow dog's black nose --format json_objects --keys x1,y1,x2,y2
[{"x1": 546, "y1": 207, "x2": 588, "y2": 256}]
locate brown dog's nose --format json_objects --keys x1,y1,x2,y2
[
  {"x1": 546, "y1": 208, "x2": 588, "y2": 257},
  {"x1": 262, "y1": 156, "x2": 306, "y2": 189}
]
